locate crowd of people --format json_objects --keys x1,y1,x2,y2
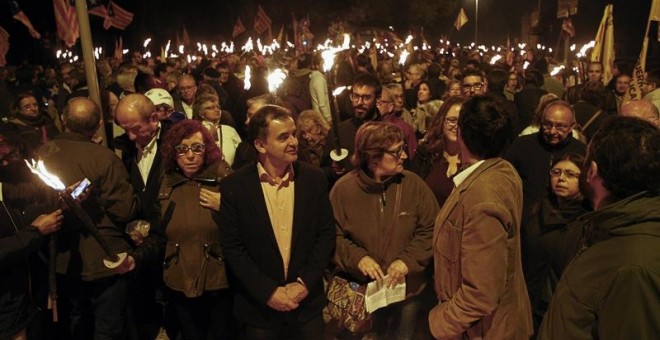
[{"x1": 0, "y1": 41, "x2": 659, "y2": 340}]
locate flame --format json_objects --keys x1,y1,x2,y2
[
  {"x1": 244, "y1": 65, "x2": 252, "y2": 90},
  {"x1": 398, "y1": 50, "x2": 409, "y2": 65},
  {"x1": 321, "y1": 34, "x2": 351, "y2": 73},
  {"x1": 551, "y1": 65, "x2": 565, "y2": 77},
  {"x1": 267, "y1": 68, "x2": 287, "y2": 93},
  {"x1": 490, "y1": 55, "x2": 502, "y2": 65},
  {"x1": 178, "y1": 45, "x2": 184, "y2": 54},
  {"x1": 332, "y1": 86, "x2": 347, "y2": 96},
  {"x1": 242, "y1": 37, "x2": 254, "y2": 53},
  {"x1": 25, "y1": 159, "x2": 65, "y2": 191},
  {"x1": 143, "y1": 38, "x2": 151, "y2": 49},
  {"x1": 165, "y1": 40, "x2": 171, "y2": 57}
]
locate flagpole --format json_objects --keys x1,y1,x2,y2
[
  {"x1": 475, "y1": 0, "x2": 479, "y2": 44},
  {"x1": 74, "y1": 0, "x2": 106, "y2": 146}
]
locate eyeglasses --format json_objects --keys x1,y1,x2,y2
[
  {"x1": 550, "y1": 168, "x2": 580, "y2": 179},
  {"x1": 175, "y1": 143, "x2": 205, "y2": 156},
  {"x1": 384, "y1": 144, "x2": 407, "y2": 159},
  {"x1": 461, "y1": 82, "x2": 484, "y2": 91},
  {"x1": 376, "y1": 98, "x2": 392, "y2": 105},
  {"x1": 444, "y1": 117, "x2": 459, "y2": 127},
  {"x1": 542, "y1": 120, "x2": 573, "y2": 132},
  {"x1": 350, "y1": 92, "x2": 375, "y2": 103}
]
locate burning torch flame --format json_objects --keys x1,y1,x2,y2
[
  {"x1": 399, "y1": 50, "x2": 409, "y2": 65},
  {"x1": 321, "y1": 34, "x2": 351, "y2": 73},
  {"x1": 25, "y1": 159, "x2": 65, "y2": 191},
  {"x1": 490, "y1": 55, "x2": 502, "y2": 65},
  {"x1": 143, "y1": 38, "x2": 151, "y2": 49},
  {"x1": 244, "y1": 65, "x2": 252, "y2": 90},
  {"x1": 332, "y1": 86, "x2": 347, "y2": 96},
  {"x1": 242, "y1": 37, "x2": 254, "y2": 53},
  {"x1": 267, "y1": 69, "x2": 287, "y2": 93}
]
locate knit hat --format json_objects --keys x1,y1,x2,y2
[{"x1": 145, "y1": 88, "x2": 174, "y2": 108}]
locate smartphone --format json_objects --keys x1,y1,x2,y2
[{"x1": 71, "y1": 178, "x2": 91, "y2": 199}]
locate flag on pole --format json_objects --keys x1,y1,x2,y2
[
  {"x1": 625, "y1": 40, "x2": 647, "y2": 102},
  {"x1": 103, "y1": 1, "x2": 134, "y2": 30},
  {"x1": 651, "y1": 0, "x2": 660, "y2": 21},
  {"x1": 454, "y1": 8, "x2": 469, "y2": 31},
  {"x1": 254, "y1": 5, "x2": 272, "y2": 35},
  {"x1": 591, "y1": 4, "x2": 615, "y2": 84},
  {"x1": 0, "y1": 26, "x2": 9, "y2": 67},
  {"x1": 11, "y1": 1, "x2": 41, "y2": 39},
  {"x1": 561, "y1": 18, "x2": 576, "y2": 38},
  {"x1": 53, "y1": 0, "x2": 78, "y2": 47},
  {"x1": 232, "y1": 18, "x2": 246, "y2": 38},
  {"x1": 88, "y1": 2, "x2": 108, "y2": 19}
]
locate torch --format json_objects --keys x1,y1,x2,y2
[
  {"x1": 330, "y1": 86, "x2": 349, "y2": 162},
  {"x1": 25, "y1": 159, "x2": 127, "y2": 268}
]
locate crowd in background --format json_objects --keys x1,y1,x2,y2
[{"x1": 0, "y1": 39, "x2": 659, "y2": 340}]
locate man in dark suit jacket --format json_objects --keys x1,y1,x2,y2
[
  {"x1": 219, "y1": 105, "x2": 335, "y2": 338},
  {"x1": 114, "y1": 93, "x2": 168, "y2": 340}
]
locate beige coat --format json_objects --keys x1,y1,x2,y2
[{"x1": 429, "y1": 158, "x2": 533, "y2": 339}]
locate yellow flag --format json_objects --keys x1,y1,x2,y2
[
  {"x1": 651, "y1": 0, "x2": 660, "y2": 21},
  {"x1": 591, "y1": 4, "x2": 615, "y2": 84},
  {"x1": 624, "y1": 38, "x2": 648, "y2": 102},
  {"x1": 454, "y1": 8, "x2": 469, "y2": 31}
]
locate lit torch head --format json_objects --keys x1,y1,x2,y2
[
  {"x1": 244, "y1": 65, "x2": 252, "y2": 90},
  {"x1": 24, "y1": 159, "x2": 65, "y2": 191}
]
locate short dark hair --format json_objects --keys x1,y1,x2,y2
[
  {"x1": 487, "y1": 69, "x2": 508, "y2": 92},
  {"x1": 459, "y1": 95, "x2": 512, "y2": 159},
  {"x1": 524, "y1": 69, "x2": 544, "y2": 87},
  {"x1": 353, "y1": 72, "x2": 382, "y2": 99},
  {"x1": 462, "y1": 69, "x2": 484, "y2": 82},
  {"x1": 588, "y1": 116, "x2": 660, "y2": 198},
  {"x1": 248, "y1": 105, "x2": 293, "y2": 142}
]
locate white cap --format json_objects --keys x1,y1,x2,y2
[{"x1": 145, "y1": 88, "x2": 174, "y2": 108}]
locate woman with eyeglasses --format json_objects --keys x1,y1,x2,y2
[
  {"x1": 193, "y1": 94, "x2": 242, "y2": 166},
  {"x1": 159, "y1": 120, "x2": 234, "y2": 339},
  {"x1": 330, "y1": 121, "x2": 438, "y2": 340},
  {"x1": 409, "y1": 97, "x2": 466, "y2": 207},
  {"x1": 522, "y1": 152, "x2": 590, "y2": 335}
]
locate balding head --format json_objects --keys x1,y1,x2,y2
[
  {"x1": 115, "y1": 94, "x2": 159, "y2": 147},
  {"x1": 63, "y1": 98, "x2": 101, "y2": 137},
  {"x1": 620, "y1": 100, "x2": 660, "y2": 128}
]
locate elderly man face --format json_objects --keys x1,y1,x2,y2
[{"x1": 541, "y1": 103, "x2": 575, "y2": 146}]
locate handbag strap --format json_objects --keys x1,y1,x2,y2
[{"x1": 379, "y1": 183, "x2": 402, "y2": 257}]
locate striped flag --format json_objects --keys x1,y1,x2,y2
[
  {"x1": 11, "y1": 1, "x2": 41, "y2": 39},
  {"x1": 454, "y1": 8, "x2": 468, "y2": 31},
  {"x1": 88, "y1": 2, "x2": 109, "y2": 20},
  {"x1": 53, "y1": 0, "x2": 78, "y2": 47},
  {"x1": 232, "y1": 18, "x2": 246, "y2": 38},
  {"x1": 561, "y1": 18, "x2": 576, "y2": 38},
  {"x1": 104, "y1": 0, "x2": 134, "y2": 30},
  {"x1": 253, "y1": 5, "x2": 272, "y2": 35}
]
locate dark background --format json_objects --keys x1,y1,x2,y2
[{"x1": 1, "y1": 0, "x2": 658, "y2": 68}]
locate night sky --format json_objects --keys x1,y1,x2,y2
[{"x1": 1, "y1": 0, "x2": 658, "y2": 67}]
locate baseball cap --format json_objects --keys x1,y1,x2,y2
[{"x1": 145, "y1": 88, "x2": 174, "y2": 108}]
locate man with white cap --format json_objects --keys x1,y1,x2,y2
[{"x1": 145, "y1": 88, "x2": 186, "y2": 124}]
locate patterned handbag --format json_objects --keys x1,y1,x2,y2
[
  {"x1": 324, "y1": 183, "x2": 403, "y2": 334},
  {"x1": 324, "y1": 275, "x2": 372, "y2": 333}
]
